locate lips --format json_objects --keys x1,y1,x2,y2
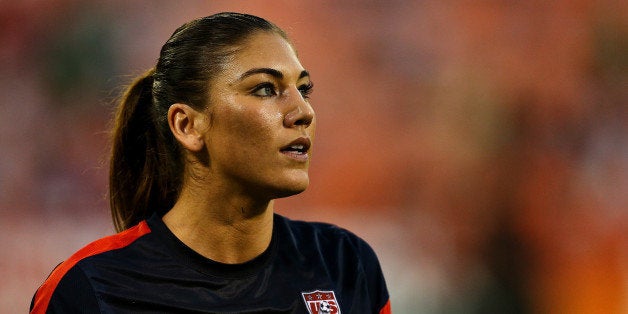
[{"x1": 280, "y1": 137, "x2": 311, "y2": 161}]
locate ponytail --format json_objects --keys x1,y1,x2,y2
[{"x1": 109, "y1": 69, "x2": 181, "y2": 231}]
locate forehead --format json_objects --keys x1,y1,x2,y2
[{"x1": 224, "y1": 32, "x2": 304, "y2": 77}]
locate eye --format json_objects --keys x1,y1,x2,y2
[
  {"x1": 251, "y1": 83, "x2": 277, "y2": 97},
  {"x1": 298, "y1": 82, "x2": 314, "y2": 99}
]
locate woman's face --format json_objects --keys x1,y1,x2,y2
[{"x1": 202, "y1": 31, "x2": 316, "y2": 200}]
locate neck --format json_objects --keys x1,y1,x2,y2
[{"x1": 162, "y1": 182, "x2": 274, "y2": 264}]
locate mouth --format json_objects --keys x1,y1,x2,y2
[{"x1": 280, "y1": 137, "x2": 311, "y2": 162}]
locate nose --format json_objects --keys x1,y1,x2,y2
[{"x1": 283, "y1": 94, "x2": 314, "y2": 128}]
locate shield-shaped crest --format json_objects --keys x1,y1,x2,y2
[{"x1": 301, "y1": 290, "x2": 341, "y2": 314}]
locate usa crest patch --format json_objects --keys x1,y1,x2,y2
[{"x1": 301, "y1": 290, "x2": 341, "y2": 314}]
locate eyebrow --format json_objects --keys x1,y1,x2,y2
[{"x1": 237, "y1": 68, "x2": 310, "y2": 81}]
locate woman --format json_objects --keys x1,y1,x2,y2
[{"x1": 30, "y1": 12, "x2": 390, "y2": 314}]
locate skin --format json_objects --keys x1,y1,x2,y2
[{"x1": 163, "y1": 31, "x2": 315, "y2": 264}]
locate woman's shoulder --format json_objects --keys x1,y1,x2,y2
[
  {"x1": 273, "y1": 213, "x2": 390, "y2": 312},
  {"x1": 275, "y1": 214, "x2": 353, "y2": 238},
  {"x1": 64, "y1": 220, "x2": 152, "y2": 267},
  {"x1": 274, "y1": 214, "x2": 377, "y2": 259},
  {"x1": 30, "y1": 221, "x2": 152, "y2": 313}
]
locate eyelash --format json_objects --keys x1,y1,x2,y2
[
  {"x1": 298, "y1": 82, "x2": 314, "y2": 99},
  {"x1": 251, "y1": 82, "x2": 314, "y2": 99},
  {"x1": 251, "y1": 83, "x2": 277, "y2": 97}
]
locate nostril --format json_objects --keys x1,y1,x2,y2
[{"x1": 294, "y1": 117, "x2": 312, "y2": 126}]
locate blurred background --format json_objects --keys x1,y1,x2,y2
[{"x1": 1, "y1": 0, "x2": 626, "y2": 313}]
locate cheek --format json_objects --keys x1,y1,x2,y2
[{"x1": 214, "y1": 104, "x2": 282, "y2": 150}]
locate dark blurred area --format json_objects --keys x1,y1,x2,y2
[{"x1": 1, "y1": 1, "x2": 626, "y2": 313}]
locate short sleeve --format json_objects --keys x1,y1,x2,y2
[{"x1": 355, "y1": 238, "x2": 390, "y2": 313}]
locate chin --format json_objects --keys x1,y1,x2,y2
[
  {"x1": 268, "y1": 177, "x2": 309, "y2": 199},
  {"x1": 276, "y1": 183, "x2": 309, "y2": 199}
]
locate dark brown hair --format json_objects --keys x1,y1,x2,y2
[{"x1": 109, "y1": 13, "x2": 287, "y2": 231}]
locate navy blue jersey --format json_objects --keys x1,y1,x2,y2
[{"x1": 31, "y1": 213, "x2": 391, "y2": 313}]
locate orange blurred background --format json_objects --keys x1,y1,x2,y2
[{"x1": 1, "y1": 1, "x2": 626, "y2": 313}]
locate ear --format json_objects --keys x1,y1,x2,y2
[{"x1": 167, "y1": 103, "x2": 207, "y2": 152}]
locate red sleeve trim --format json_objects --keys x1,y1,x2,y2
[
  {"x1": 379, "y1": 299, "x2": 392, "y2": 314},
  {"x1": 30, "y1": 221, "x2": 151, "y2": 314}
]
